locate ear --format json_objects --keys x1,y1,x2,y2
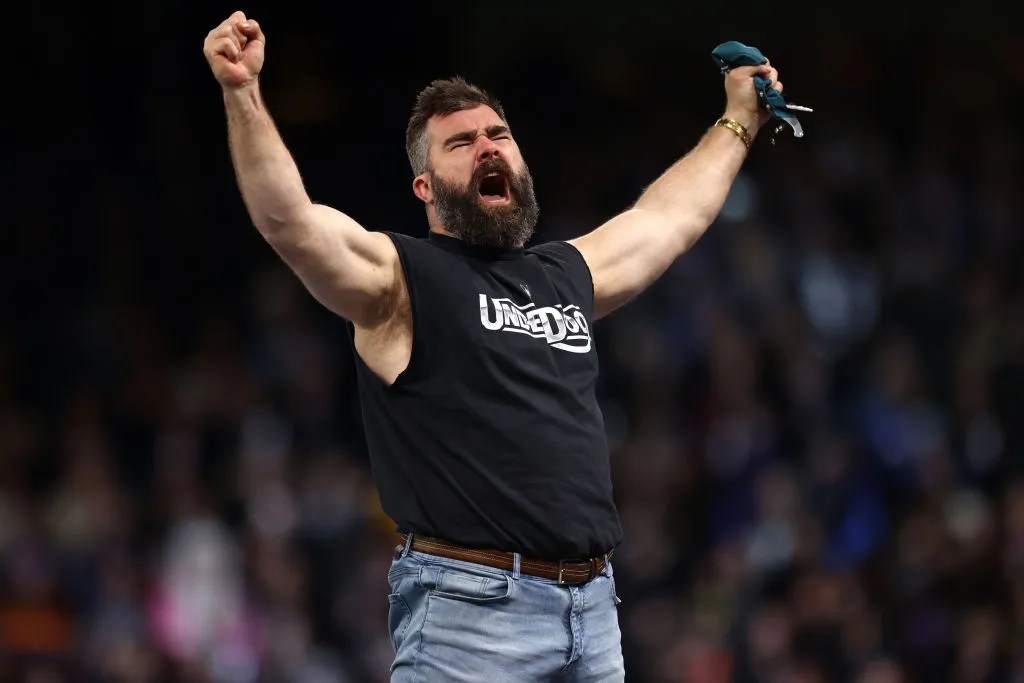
[{"x1": 412, "y1": 174, "x2": 432, "y2": 204}]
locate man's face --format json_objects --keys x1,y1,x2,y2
[{"x1": 418, "y1": 105, "x2": 539, "y2": 249}]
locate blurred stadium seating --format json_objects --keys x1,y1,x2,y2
[{"x1": 4, "y1": 2, "x2": 1023, "y2": 681}]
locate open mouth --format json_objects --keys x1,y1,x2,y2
[{"x1": 478, "y1": 172, "x2": 511, "y2": 205}]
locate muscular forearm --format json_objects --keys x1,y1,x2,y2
[
  {"x1": 632, "y1": 119, "x2": 752, "y2": 247},
  {"x1": 224, "y1": 83, "x2": 312, "y2": 235},
  {"x1": 571, "y1": 64, "x2": 782, "y2": 318}
]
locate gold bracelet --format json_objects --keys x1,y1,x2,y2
[{"x1": 715, "y1": 117, "x2": 752, "y2": 150}]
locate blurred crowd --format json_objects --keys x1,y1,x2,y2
[{"x1": 5, "y1": 5, "x2": 1024, "y2": 682}]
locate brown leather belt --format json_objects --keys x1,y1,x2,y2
[{"x1": 400, "y1": 534, "x2": 611, "y2": 586}]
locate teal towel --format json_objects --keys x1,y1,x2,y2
[{"x1": 711, "y1": 40, "x2": 806, "y2": 139}]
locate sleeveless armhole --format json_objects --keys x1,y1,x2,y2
[
  {"x1": 560, "y1": 240, "x2": 595, "y2": 305},
  {"x1": 533, "y1": 240, "x2": 595, "y2": 308},
  {"x1": 381, "y1": 232, "x2": 424, "y2": 388}
]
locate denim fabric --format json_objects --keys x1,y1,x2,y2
[{"x1": 386, "y1": 544, "x2": 624, "y2": 682}]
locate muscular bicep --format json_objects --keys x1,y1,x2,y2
[
  {"x1": 264, "y1": 203, "x2": 401, "y2": 327},
  {"x1": 569, "y1": 208, "x2": 696, "y2": 319}
]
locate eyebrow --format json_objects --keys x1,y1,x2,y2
[{"x1": 442, "y1": 125, "x2": 510, "y2": 149}]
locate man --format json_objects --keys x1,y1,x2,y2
[{"x1": 203, "y1": 10, "x2": 783, "y2": 682}]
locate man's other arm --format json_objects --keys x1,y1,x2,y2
[
  {"x1": 207, "y1": 13, "x2": 400, "y2": 329},
  {"x1": 570, "y1": 63, "x2": 780, "y2": 319}
]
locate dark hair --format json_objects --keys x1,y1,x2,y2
[{"x1": 405, "y1": 77, "x2": 506, "y2": 175}]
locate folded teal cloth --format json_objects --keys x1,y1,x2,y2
[{"x1": 711, "y1": 40, "x2": 806, "y2": 139}]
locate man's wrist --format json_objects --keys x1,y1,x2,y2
[
  {"x1": 721, "y1": 109, "x2": 760, "y2": 137},
  {"x1": 222, "y1": 78, "x2": 261, "y2": 98},
  {"x1": 223, "y1": 80, "x2": 264, "y2": 113},
  {"x1": 715, "y1": 117, "x2": 753, "y2": 150}
]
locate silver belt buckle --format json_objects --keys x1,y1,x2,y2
[{"x1": 557, "y1": 559, "x2": 568, "y2": 585}]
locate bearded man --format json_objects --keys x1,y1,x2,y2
[{"x1": 204, "y1": 10, "x2": 784, "y2": 682}]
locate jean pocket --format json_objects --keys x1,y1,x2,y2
[
  {"x1": 418, "y1": 565, "x2": 513, "y2": 603},
  {"x1": 609, "y1": 575, "x2": 622, "y2": 606},
  {"x1": 387, "y1": 592, "x2": 412, "y2": 651},
  {"x1": 388, "y1": 563, "x2": 416, "y2": 588}
]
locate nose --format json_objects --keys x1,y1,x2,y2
[{"x1": 477, "y1": 136, "x2": 501, "y2": 163}]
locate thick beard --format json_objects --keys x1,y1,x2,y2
[{"x1": 430, "y1": 159, "x2": 540, "y2": 250}]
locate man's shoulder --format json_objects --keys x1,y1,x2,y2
[
  {"x1": 374, "y1": 231, "x2": 472, "y2": 282},
  {"x1": 527, "y1": 240, "x2": 594, "y2": 301},
  {"x1": 375, "y1": 230, "x2": 441, "y2": 255},
  {"x1": 527, "y1": 240, "x2": 587, "y2": 270},
  {"x1": 376, "y1": 230, "x2": 423, "y2": 245}
]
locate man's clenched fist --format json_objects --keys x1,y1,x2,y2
[
  {"x1": 203, "y1": 10, "x2": 265, "y2": 88},
  {"x1": 723, "y1": 63, "x2": 783, "y2": 132}
]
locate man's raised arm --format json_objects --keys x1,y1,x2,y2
[
  {"x1": 569, "y1": 63, "x2": 782, "y2": 319},
  {"x1": 204, "y1": 11, "x2": 400, "y2": 328}
]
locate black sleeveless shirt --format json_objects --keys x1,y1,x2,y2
[{"x1": 350, "y1": 232, "x2": 623, "y2": 559}]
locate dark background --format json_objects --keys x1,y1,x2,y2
[{"x1": 4, "y1": 2, "x2": 1024, "y2": 681}]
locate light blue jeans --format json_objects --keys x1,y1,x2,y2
[{"x1": 386, "y1": 537, "x2": 625, "y2": 682}]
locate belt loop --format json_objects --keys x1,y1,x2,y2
[
  {"x1": 401, "y1": 532, "x2": 415, "y2": 558},
  {"x1": 602, "y1": 553, "x2": 612, "y2": 577},
  {"x1": 512, "y1": 552, "x2": 521, "y2": 579}
]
